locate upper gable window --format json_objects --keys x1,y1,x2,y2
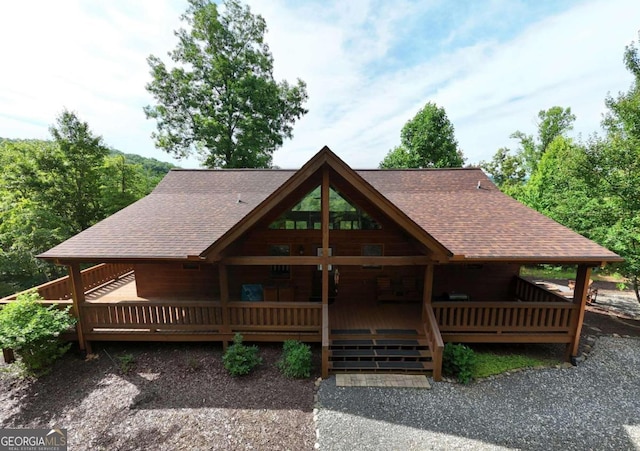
[{"x1": 269, "y1": 186, "x2": 381, "y2": 230}]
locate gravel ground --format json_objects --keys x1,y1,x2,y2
[
  {"x1": 0, "y1": 342, "x2": 318, "y2": 450},
  {"x1": 317, "y1": 336, "x2": 640, "y2": 451}
]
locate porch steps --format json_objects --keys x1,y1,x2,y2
[{"x1": 328, "y1": 333, "x2": 434, "y2": 375}]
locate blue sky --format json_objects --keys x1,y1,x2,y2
[{"x1": 0, "y1": 0, "x2": 638, "y2": 169}]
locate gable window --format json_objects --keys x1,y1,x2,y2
[
  {"x1": 269, "y1": 244, "x2": 290, "y2": 279},
  {"x1": 269, "y1": 186, "x2": 381, "y2": 230}
]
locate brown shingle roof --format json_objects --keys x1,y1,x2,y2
[
  {"x1": 39, "y1": 155, "x2": 621, "y2": 263},
  {"x1": 39, "y1": 170, "x2": 295, "y2": 260},
  {"x1": 359, "y1": 169, "x2": 620, "y2": 261}
]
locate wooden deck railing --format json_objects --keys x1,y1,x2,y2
[
  {"x1": 82, "y1": 301, "x2": 224, "y2": 332},
  {"x1": 514, "y1": 276, "x2": 571, "y2": 303},
  {"x1": 433, "y1": 301, "x2": 579, "y2": 342},
  {"x1": 80, "y1": 300, "x2": 322, "y2": 339},
  {"x1": 423, "y1": 303, "x2": 444, "y2": 381},
  {"x1": 1, "y1": 263, "x2": 133, "y2": 302},
  {"x1": 228, "y1": 302, "x2": 322, "y2": 332}
]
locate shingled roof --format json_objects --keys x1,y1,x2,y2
[{"x1": 39, "y1": 148, "x2": 621, "y2": 263}]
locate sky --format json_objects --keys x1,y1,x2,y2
[{"x1": 0, "y1": 0, "x2": 639, "y2": 169}]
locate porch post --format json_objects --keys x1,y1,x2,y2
[
  {"x1": 321, "y1": 167, "x2": 330, "y2": 378},
  {"x1": 218, "y1": 263, "x2": 231, "y2": 350},
  {"x1": 566, "y1": 264, "x2": 592, "y2": 360},
  {"x1": 422, "y1": 264, "x2": 434, "y2": 323},
  {"x1": 68, "y1": 262, "x2": 90, "y2": 355}
]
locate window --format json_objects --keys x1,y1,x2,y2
[
  {"x1": 269, "y1": 186, "x2": 381, "y2": 230},
  {"x1": 269, "y1": 244, "x2": 290, "y2": 279},
  {"x1": 362, "y1": 244, "x2": 383, "y2": 269}
]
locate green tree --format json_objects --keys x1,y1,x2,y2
[
  {"x1": 47, "y1": 110, "x2": 110, "y2": 231},
  {"x1": 481, "y1": 106, "x2": 575, "y2": 194},
  {"x1": 0, "y1": 134, "x2": 176, "y2": 297},
  {"x1": 380, "y1": 102, "x2": 465, "y2": 168},
  {"x1": 582, "y1": 36, "x2": 640, "y2": 301},
  {"x1": 145, "y1": 0, "x2": 308, "y2": 168}
]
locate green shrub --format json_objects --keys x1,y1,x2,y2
[
  {"x1": 117, "y1": 353, "x2": 135, "y2": 374},
  {"x1": 277, "y1": 340, "x2": 312, "y2": 378},
  {"x1": 0, "y1": 291, "x2": 76, "y2": 376},
  {"x1": 222, "y1": 333, "x2": 262, "y2": 377},
  {"x1": 443, "y1": 343, "x2": 477, "y2": 384}
]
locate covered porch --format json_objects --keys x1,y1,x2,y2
[{"x1": 1, "y1": 260, "x2": 593, "y2": 381}]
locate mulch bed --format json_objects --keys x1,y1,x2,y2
[{"x1": 0, "y1": 342, "x2": 320, "y2": 450}]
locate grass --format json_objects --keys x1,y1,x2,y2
[
  {"x1": 520, "y1": 265, "x2": 625, "y2": 283},
  {"x1": 474, "y1": 352, "x2": 558, "y2": 379}
]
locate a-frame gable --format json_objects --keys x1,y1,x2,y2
[{"x1": 201, "y1": 146, "x2": 453, "y2": 262}]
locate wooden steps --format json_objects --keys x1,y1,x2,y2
[{"x1": 328, "y1": 331, "x2": 434, "y2": 375}]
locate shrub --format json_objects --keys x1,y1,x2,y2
[
  {"x1": 277, "y1": 340, "x2": 312, "y2": 378},
  {"x1": 0, "y1": 291, "x2": 76, "y2": 376},
  {"x1": 443, "y1": 343, "x2": 477, "y2": 384},
  {"x1": 117, "y1": 353, "x2": 135, "y2": 374},
  {"x1": 223, "y1": 333, "x2": 262, "y2": 377}
]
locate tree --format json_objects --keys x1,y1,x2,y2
[
  {"x1": 47, "y1": 110, "x2": 109, "y2": 231},
  {"x1": 380, "y1": 102, "x2": 465, "y2": 168},
  {"x1": 582, "y1": 35, "x2": 640, "y2": 301},
  {"x1": 481, "y1": 106, "x2": 575, "y2": 194},
  {"x1": 145, "y1": 0, "x2": 308, "y2": 168}
]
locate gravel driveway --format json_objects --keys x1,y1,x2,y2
[{"x1": 317, "y1": 337, "x2": 640, "y2": 450}]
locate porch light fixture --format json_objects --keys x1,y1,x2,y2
[{"x1": 298, "y1": 245, "x2": 304, "y2": 255}]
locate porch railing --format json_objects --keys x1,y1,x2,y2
[
  {"x1": 228, "y1": 301, "x2": 322, "y2": 332},
  {"x1": 0, "y1": 263, "x2": 133, "y2": 302},
  {"x1": 423, "y1": 303, "x2": 443, "y2": 381},
  {"x1": 83, "y1": 301, "x2": 224, "y2": 332},
  {"x1": 433, "y1": 301, "x2": 579, "y2": 339},
  {"x1": 514, "y1": 276, "x2": 571, "y2": 303},
  {"x1": 80, "y1": 300, "x2": 322, "y2": 337}
]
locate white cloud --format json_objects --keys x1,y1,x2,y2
[{"x1": 0, "y1": 0, "x2": 638, "y2": 170}]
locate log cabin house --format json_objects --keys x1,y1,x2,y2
[{"x1": 1, "y1": 147, "x2": 623, "y2": 380}]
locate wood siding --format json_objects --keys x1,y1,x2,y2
[
  {"x1": 134, "y1": 263, "x2": 219, "y2": 298},
  {"x1": 433, "y1": 263, "x2": 520, "y2": 301},
  {"x1": 228, "y1": 226, "x2": 426, "y2": 302}
]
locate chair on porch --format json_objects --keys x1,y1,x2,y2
[{"x1": 376, "y1": 276, "x2": 394, "y2": 303}]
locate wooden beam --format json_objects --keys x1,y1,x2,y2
[
  {"x1": 221, "y1": 255, "x2": 435, "y2": 266},
  {"x1": 321, "y1": 304, "x2": 329, "y2": 379},
  {"x1": 68, "y1": 262, "x2": 89, "y2": 353},
  {"x1": 218, "y1": 264, "x2": 231, "y2": 349},
  {"x1": 567, "y1": 264, "x2": 592, "y2": 359},
  {"x1": 222, "y1": 256, "x2": 322, "y2": 265},
  {"x1": 321, "y1": 167, "x2": 330, "y2": 308},
  {"x1": 422, "y1": 264, "x2": 434, "y2": 324}
]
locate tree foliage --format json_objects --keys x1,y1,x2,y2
[
  {"x1": 486, "y1": 35, "x2": 640, "y2": 302},
  {"x1": 0, "y1": 114, "x2": 176, "y2": 298},
  {"x1": 380, "y1": 102, "x2": 465, "y2": 168},
  {"x1": 481, "y1": 106, "x2": 575, "y2": 195},
  {"x1": 145, "y1": 0, "x2": 308, "y2": 168}
]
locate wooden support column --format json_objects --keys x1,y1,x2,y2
[
  {"x1": 219, "y1": 263, "x2": 231, "y2": 350},
  {"x1": 321, "y1": 167, "x2": 330, "y2": 378},
  {"x1": 566, "y1": 264, "x2": 592, "y2": 360},
  {"x1": 422, "y1": 264, "x2": 434, "y2": 323},
  {"x1": 68, "y1": 262, "x2": 90, "y2": 354}
]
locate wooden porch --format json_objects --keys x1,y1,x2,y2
[{"x1": 1, "y1": 262, "x2": 591, "y2": 380}]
